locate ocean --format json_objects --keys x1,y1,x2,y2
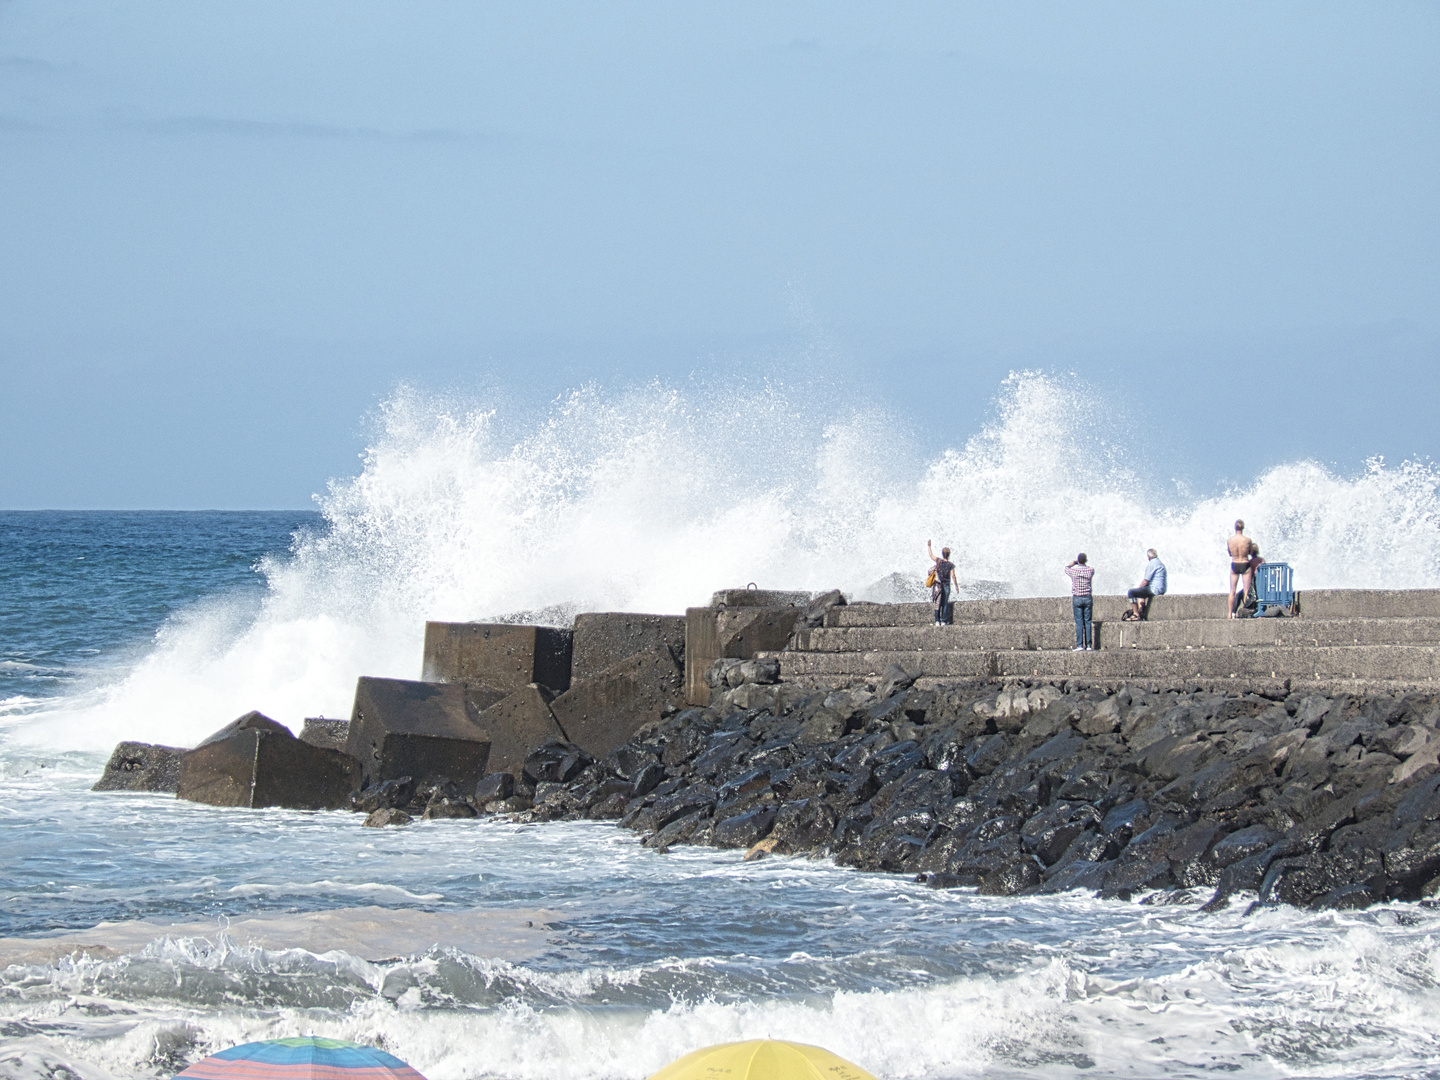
[{"x1": 4, "y1": 374, "x2": 1440, "y2": 1080}]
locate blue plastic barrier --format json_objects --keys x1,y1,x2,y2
[{"x1": 1253, "y1": 562, "x2": 1294, "y2": 616}]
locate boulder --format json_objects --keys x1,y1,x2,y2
[
  {"x1": 714, "y1": 805, "x2": 778, "y2": 848},
  {"x1": 523, "y1": 741, "x2": 592, "y2": 785},
  {"x1": 298, "y1": 718, "x2": 349, "y2": 751},
  {"x1": 475, "y1": 684, "x2": 569, "y2": 776},
  {"x1": 178, "y1": 711, "x2": 360, "y2": 810},
  {"x1": 571, "y1": 613, "x2": 685, "y2": 680},
  {"x1": 92, "y1": 741, "x2": 186, "y2": 793},
  {"x1": 550, "y1": 649, "x2": 684, "y2": 759},
  {"x1": 422, "y1": 780, "x2": 478, "y2": 819},
  {"x1": 979, "y1": 855, "x2": 1044, "y2": 896},
  {"x1": 421, "y1": 622, "x2": 573, "y2": 693},
  {"x1": 364, "y1": 807, "x2": 413, "y2": 827},
  {"x1": 474, "y1": 772, "x2": 516, "y2": 803},
  {"x1": 351, "y1": 776, "x2": 418, "y2": 813},
  {"x1": 346, "y1": 677, "x2": 491, "y2": 789}
]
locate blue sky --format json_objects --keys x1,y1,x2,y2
[{"x1": 1, "y1": 2, "x2": 1436, "y2": 508}]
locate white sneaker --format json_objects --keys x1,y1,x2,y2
[{"x1": 1072, "y1": 646, "x2": 1084, "y2": 651}]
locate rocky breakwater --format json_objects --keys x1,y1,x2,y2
[{"x1": 515, "y1": 661, "x2": 1440, "y2": 912}]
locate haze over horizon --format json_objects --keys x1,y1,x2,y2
[{"x1": 1, "y1": 2, "x2": 1436, "y2": 510}]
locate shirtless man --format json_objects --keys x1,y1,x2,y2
[{"x1": 1227, "y1": 520, "x2": 1255, "y2": 619}]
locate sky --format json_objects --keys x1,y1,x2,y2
[{"x1": 1, "y1": 2, "x2": 1436, "y2": 509}]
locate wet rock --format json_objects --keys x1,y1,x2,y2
[
  {"x1": 423, "y1": 780, "x2": 478, "y2": 819},
  {"x1": 875, "y1": 662, "x2": 920, "y2": 701},
  {"x1": 523, "y1": 741, "x2": 591, "y2": 785},
  {"x1": 646, "y1": 809, "x2": 710, "y2": 852},
  {"x1": 352, "y1": 776, "x2": 418, "y2": 813},
  {"x1": 978, "y1": 855, "x2": 1043, "y2": 895},
  {"x1": 93, "y1": 741, "x2": 186, "y2": 793},
  {"x1": 714, "y1": 805, "x2": 778, "y2": 848},
  {"x1": 1203, "y1": 839, "x2": 1305, "y2": 911},
  {"x1": 474, "y1": 772, "x2": 516, "y2": 804},
  {"x1": 1210, "y1": 824, "x2": 1283, "y2": 868},
  {"x1": 1100, "y1": 799, "x2": 1149, "y2": 846},
  {"x1": 363, "y1": 807, "x2": 413, "y2": 827},
  {"x1": 966, "y1": 734, "x2": 1010, "y2": 777},
  {"x1": 588, "y1": 791, "x2": 631, "y2": 819}
]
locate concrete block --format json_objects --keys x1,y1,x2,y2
[
  {"x1": 178, "y1": 711, "x2": 360, "y2": 810},
  {"x1": 719, "y1": 606, "x2": 801, "y2": 656},
  {"x1": 298, "y1": 718, "x2": 349, "y2": 751},
  {"x1": 710, "y1": 588, "x2": 811, "y2": 608},
  {"x1": 346, "y1": 677, "x2": 491, "y2": 789},
  {"x1": 92, "y1": 741, "x2": 187, "y2": 792},
  {"x1": 572, "y1": 612, "x2": 685, "y2": 680},
  {"x1": 685, "y1": 604, "x2": 804, "y2": 706},
  {"x1": 463, "y1": 684, "x2": 509, "y2": 714},
  {"x1": 685, "y1": 606, "x2": 721, "y2": 706},
  {"x1": 422, "y1": 622, "x2": 573, "y2": 693},
  {"x1": 551, "y1": 648, "x2": 684, "y2": 758},
  {"x1": 475, "y1": 684, "x2": 569, "y2": 777}
]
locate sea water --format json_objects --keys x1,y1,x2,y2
[{"x1": 4, "y1": 374, "x2": 1440, "y2": 1080}]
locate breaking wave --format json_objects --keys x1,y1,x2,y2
[
  {"x1": 13, "y1": 372, "x2": 1440, "y2": 752},
  {"x1": 4, "y1": 902, "x2": 1440, "y2": 1080}
]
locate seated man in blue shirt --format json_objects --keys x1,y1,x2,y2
[{"x1": 1123, "y1": 549, "x2": 1167, "y2": 621}]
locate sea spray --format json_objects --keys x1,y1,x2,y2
[{"x1": 13, "y1": 371, "x2": 1440, "y2": 753}]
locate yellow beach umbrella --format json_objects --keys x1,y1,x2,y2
[{"x1": 647, "y1": 1041, "x2": 878, "y2": 1080}]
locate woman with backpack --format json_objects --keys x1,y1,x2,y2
[{"x1": 927, "y1": 540, "x2": 959, "y2": 625}]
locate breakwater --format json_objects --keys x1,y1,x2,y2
[{"x1": 92, "y1": 586, "x2": 1440, "y2": 915}]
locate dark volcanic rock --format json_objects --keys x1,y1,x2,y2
[
  {"x1": 352, "y1": 776, "x2": 418, "y2": 813},
  {"x1": 979, "y1": 855, "x2": 1044, "y2": 895},
  {"x1": 523, "y1": 741, "x2": 592, "y2": 785},
  {"x1": 508, "y1": 677, "x2": 1440, "y2": 914},
  {"x1": 714, "y1": 805, "x2": 778, "y2": 848},
  {"x1": 94, "y1": 741, "x2": 186, "y2": 793},
  {"x1": 474, "y1": 772, "x2": 516, "y2": 804},
  {"x1": 363, "y1": 807, "x2": 413, "y2": 827}
]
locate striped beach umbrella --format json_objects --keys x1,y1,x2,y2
[{"x1": 176, "y1": 1037, "x2": 427, "y2": 1080}]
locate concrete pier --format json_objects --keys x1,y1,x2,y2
[{"x1": 762, "y1": 589, "x2": 1440, "y2": 694}]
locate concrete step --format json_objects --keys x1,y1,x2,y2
[
  {"x1": 827, "y1": 589, "x2": 1440, "y2": 627},
  {"x1": 796, "y1": 617, "x2": 1440, "y2": 653},
  {"x1": 775, "y1": 671, "x2": 1440, "y2": 698},
  {"x1": 765, "y1": 644, "x2": 1440, "y2": 684}
]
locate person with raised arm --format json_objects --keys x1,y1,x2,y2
[{"x1": 927, "y1": 540, "x2": 959, "y2": 625}]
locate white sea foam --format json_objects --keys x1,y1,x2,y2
[
  {"x1": 224, "y1": 881, "x2": 446, "y2": 903},
  {"x1": 13, "y1": 372, "x2": 1440, "y2": 753},
  {"x1": 5, "y1": 909, "x2": 1440, "y2": 1080}
]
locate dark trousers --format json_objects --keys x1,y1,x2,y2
[
  {"x1": 1072, "y1": 596, "x2": 1093, "y2": 648},
  {"x1": 934, "y1": 584, "x2": 952, "y2": 624}
]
